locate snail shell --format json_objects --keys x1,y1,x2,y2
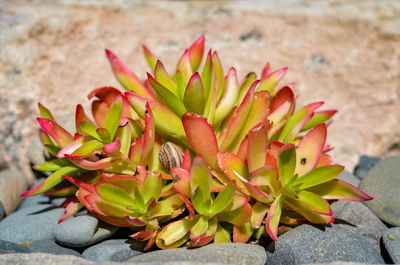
[{"x1": 159, "y1": 142, "x2": 184, "y2": 172}]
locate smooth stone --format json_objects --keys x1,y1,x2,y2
[
  {"x1": 27, "y1": 239, "x2": 81, "y2": 257},
  {"x1": 337, "y1": 170, "x2": 360, "y2": 187},
  {"x1": 359, "y1": 156, "x2": 400, "y2": 226},
  {"x1": 82, "y1": 239, "x2": 142, "y2": 262},
  {"x1": 354, "y1": 155, "x2": 381, "y2": 179},
  {"x1": 336, "y1": 201, "x2": 387, "y2": 251},
  {"x1": 54, "y1": 215, "x2": 118, "y2": 247},
  {"x1": 382, "y1": 227, "x2": 400, "y2": 263},
  {"x1": 309, "y1": 226, "x2": 384, "y2": 264},
  {"x1": 0, "y1": 253, "x2": 229, "y2": 265},
  {"x1": 50, "y1": 197, "x2": 68, "y2": 207},
  {"x1": 0, "y1": 203, "x2": 64, "y2": 245},
  {"x1": 268, "y1": 224, "x2": 326, "y2": 264},
  {"x1": 127, "y1": 243, "x2": 267, "y2": 265},
  {"x1": 0, "y1": 167, "x2": 29, "y2": 215},
  {"x1": 0, "y1": 200, "x2": 5, "y2": 220},
  {"x1": 0, "y1": 239, "x2": 31, "y2": 254}
]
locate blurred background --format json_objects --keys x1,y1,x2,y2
[{"x1": 0, "y1": 0, "x2": 399, "y2": 182}]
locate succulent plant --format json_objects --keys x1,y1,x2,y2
[{"x1": 22, "y1": 35, "x2": 372, "y2": 249}]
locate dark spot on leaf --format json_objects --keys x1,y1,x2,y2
[{"x1": 300, "y1": 158, "x2": 307, "y2": 165}]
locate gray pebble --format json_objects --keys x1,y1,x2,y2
[
  {"x1": 82, "y1": 239, "x2": 142, "y2": 262},
  {"x1": 0, "y1": 239, "x2": 31, "y2": 254},
  {"x1": 359, "y1": 156, "x2": 400, "y2": 226},
  {"x1": 27, "y1": 239, "x2": 81, "y2": 257},
  {"x1": 382, "y1": 227, "x2": 400, "y2": 263},
  {"x1": 54, "y1": 215, "x2": 118, "y2": 247}
]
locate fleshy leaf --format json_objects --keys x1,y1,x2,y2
[
  {"x1": 96, "y1": 183, "x2": 136, "y2": 207},
  {"x1": 188, "y1": 35, "x2": 205, "y2": 72},
  {"x1": 247, "y1": 124, "x2": 269, "y2": 173},
  {"x1": 296, "y1": 190, "x2": 332, "y2": 215},
  {"x1": 214, "y1": 225, "x2": 231, "y2": 243},
  {"x1": 105, "y1": 49, "x2": 153, "y2": 99},
  {"x1": 217, "y1": 152, "x2": 249, "y2": 193},
  {"x1": 183, "y1": 113, "x2": 219, "y2": 169},
  {"x1": 265, "y1": 194, "x2": 282, "y2": 241},
  {"x1": 177, "y1": 49, "x2": 192, "y2": 83},
  {"x1": 156, "y1": 218, "x2": 193, "y2": 248},
  {"x1": 295, "y1": 123, "x2": 327, "y2": 177},
  {"x1": 140, "y1": 172, "x2": 162, "y2": 203},
  {"x1": 217, "y1": 203, "x2": 251, "y2": 226},
  {"x1": 190, "y1": 156, "x2": 212, "y2": 200},
  {"x1": 210, "y1": 181, "x2": 235, "y2": 215},
  {"x1": 125, "y1": 92, "x2": 188, "y2": 146},
  {"x1": 233, "y1": 221, "x2": 253, "y2": 243},
  {"x1": 237, "y1": 72, "x2": 257, "y2": 106},
  {"x1": 38, "y1": 103, "x2": 55, "y2": 121},
  {"x1": 257, "y1": 67, "x2": 288, "y2": 92},
  {"x1": 292, "y1": 165, "x2": 344, "y2": 190},
  {"x1": 104, "y1": 97, "x2": 123, "y2": 140},
  {"x1": 251, "y1": 201, "x2": 269, "y2": 228},
  {"x1": 183, "y1": 73, "x2": 205, "y2": 115},
  {"x1": 213, "y1": 67, "x2": 239, "y2": 126},
  {"x1": 37, "y1": 118, "x2": 73, "y2": 148},
  {"x1": 21, "y1": 165, "x2": 80, "y2": 196},
  {"x1": 306, "y1": 179, "x2": 373, "y2": 201},
  {"x1": 190, "y1": 215, "x2": 208, "y2": 241},
  {"x1": 277, "y1": 144, "x2": 296, "y2": 186},
  {"x1": 34, "y1": 158, "x2": 70, "y2": 172},
  {"x1": 301, "y1": 110, "x2": 337, "y2": 132},
  {"x1": 140, "y1": 103, "x2": 155, "y2": 166},
  {"x1": 142, "y1": 45, "x2": 157, "y2": 72},
  {"x1": 58, "y1": 199, "x2": 83, "y2": 223}
]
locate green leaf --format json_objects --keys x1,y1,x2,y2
[
  {"x1": 210, "y1": 181, "x2": 235, "y2": 215},
  {"x1": 154, "y1": 61, "x2": 179, "y2": 96},
  {"x1": 201, "y1": 50, "x2": 212, "y2": 100},
  {"x1": 265, "y1": 194, "x2": 282, "y2": 241},
  {"x1": 38, "y1": 103, "x2": 55, "y2": 121},
  {"x1": 140, "y1": 172, "x2": 162, "y2": 203},
  {"x1": 292, "y1": 165, "x2": 344, "y2": 190},
  {"x1": 214, "y1": 225, "x2": 231, "y2": 243},
  {"x1": 115, "y1": 123, "x2": 131, "y2": 157},
  {"x1": 190, "y1": 156, "x2": 212, "y2": 200},
  {"x1": 80, "y1": 121, "x2": 101, "y2": 140},
  {"x1": 237, "y1": 72, "x2": 257, "y2": 106},
  {"x1": 191, "y1": 215, "x2": 209, "y2": 240},
  {"x1": 183, "y1": 73, "x2": 205, "y2": 115},
  {"x1": 301, "y1": 110, "x2": 336, "y2": 132},
  {"x1": 72, "y1": 139, "x2": 103, "y2": 157},
  {"x1": 148, "y1": 74, "x2": 186, "y2": 116},
  {"x1": 213, "y1": 68, "x2": 238, "y2": 126},
  {"x1": 96, "y1": 183, "x2": 137, "y2": 207},
  {"x1": 104, "y1": 97, "x2": 123, "y2": 139},
  {"x1": 307, "y1": 179, "x2": 372, "y2": 201},
  {"x1": 296, "y1": 190, "x2": 332, "y2": 215},
  {"x1": 34, "y1": 158, "x2": 71, "y2": 172},
  {"x1": 277, "y1": 145, "x2": 296, "y2": 186},
  {"x1": 21, "y1": 165, "x2": 80, "y2": 196},
  {"x1": 156, "y1": 218, "x2": 194, "y2": 247}
]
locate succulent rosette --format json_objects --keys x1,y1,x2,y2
[{"x1": 22, "y1": 35, "x2": 372, "y2": 249}]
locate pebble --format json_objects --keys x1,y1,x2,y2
[
  {"x1": 359, "y1": 156, "x2": 400, "y2": 226},
  {"x1": 0, "y1": 167, "x2": 29, "y2": 215},
  {"x1": 337, "y1": 170, "x2": 360, "y2": 187},
  {"x1": 26, "y1": 138, "x2": 47, "y2": 166},
  {"x1": 127, "y1": 243, "x2": 267, "y2": 265},
  {"x1": 354, "y1": 155, "x2": 381, "y2": 179},
  {"x1": 268, "y1": 224, "x2": 326, "y2": 264},
  {"x1": 54, "y1": 215, "x2": 118, "y2": 247},
  {"x1": 27, "y1": 239, "x2": 81, "y2": 257},
  {"x1": 0, "y1": 202, "x2": 64, "y2": 245},
  {"x1": 335, "y1": 201, "x2": 387, "y2": 251},
  {"x1": 0, "y1": 239, "x2": 31, "y2": 254},
  {"x1": 309, "y1": 226, "x2": 384, "y2": 264},
  {"x1": 82, "y1": 239, "x2": 142, "y2": 262},
  {"x1": 382, "y1": 227, "x2": 400, "y2": 263},
  {"x1": 0, "y1": 200, "x2": 5, "y2": 221}
]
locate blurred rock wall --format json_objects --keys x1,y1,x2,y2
[{"x1": 0, "y1": 0, "x2": 399, "y2": 179}]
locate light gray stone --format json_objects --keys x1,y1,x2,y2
[
  {"x1": 359, "y1": 156, "x2": 400, "y2": 226},
  {"x1": 336, "y1": 201, "x2": 387, "y2": 251},
  {"x1": 27, "y1": 239, "x2": 81, "y2": 257},
  {"x1": 0, "y1": 203, "x2": 64, "y2": 245},
  {"x1": 26, "y1": 138, "x2": 47, "y2": 166},
  {"x1": 382, "y1": 227, "x2": 400, "y2": 263},
  {"x1": 127, "y1": 243, "x2": 267, "y2": 265},
  {"x1": 54, "y1": 215, "x2": 118, "y2": 247},
  {"x1": 0, "y1": 239, "x2": 32, "y2": 254},
  {"x1": 82, "y1": 239, "x2": 142, "y2": 262},
  {"x1": 269, "y1": 224, "x2": 326, "y2": 264},
  {"x1": 309, "y1": 226, "x2": 384, "y2": 264},
  {"x1": 337, "y1": 170, "x2": 360, "y2": 187}
]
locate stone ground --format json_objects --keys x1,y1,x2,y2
[{"x1": 0, "y1": 0, "x2": 400, "y2": 184}]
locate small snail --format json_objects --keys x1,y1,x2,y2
[{"x1": 159, "y1": 142, "x2": 184, "y2": 172}]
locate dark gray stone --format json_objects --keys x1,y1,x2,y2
[
  {"x1": 27, "y1": 239, "x2": 81, "y2": 257},
  {"x1": 336, "y1": 201, "x2": 387, "y2": 251},
  {"x1": 309, "y1": 226, "x2": 384, "y2": 264},
  {"x1": 359, "y1": 156, "x2": 400, "y2": 226},
  {"x1": 0, "y1": 203, "x2": 64, "y2": 245},
  {"x1": 0, "y1": 200, "x2": 5, "y2": 220},
  {"x1": 270, "y1": 224, "x2": 326, "y2": 264},
  {"x1": 82, "y1": 239, "x2": 142, "y2": 262},
  {"x1": 337, "y1": 170, "x2": 360, "y2": 187},
  {"x1": 382, "y1": 227, "x2": 400, "y2": 263},
  {"x1": 354, "y1": 155, "x2": 381, "y2": 179},
  {"x1": 127, "y1": 243, "x2": 267, "y2": 265},
  {"x1": 54, "y1": 215, "x2": 118, "y2": 247},
  {"x1": 0, "y1": 239, "x2": 31, "y2": 254}
]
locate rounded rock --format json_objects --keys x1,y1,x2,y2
[
  {"x1": 382, "y1": 227, "x2": 400, "y2": 263},
  {"x1": 82, "y1": 239, "x2": 142, "y2": 262}
]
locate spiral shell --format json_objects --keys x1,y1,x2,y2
[{"x1": 159, "y1": 142, "x2": 184, "y2": 172}]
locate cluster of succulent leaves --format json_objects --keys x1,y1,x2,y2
[{"x1": 23, "y1": 36, "x2": 372, "y2": 250}]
